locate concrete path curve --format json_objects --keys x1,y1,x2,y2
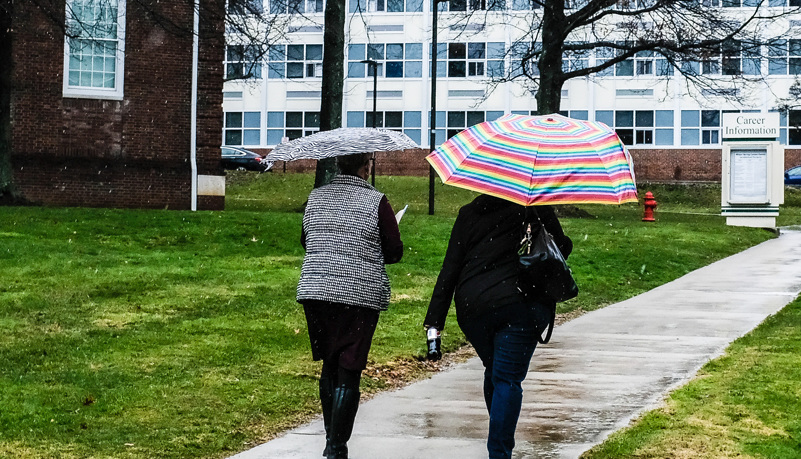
[{"x1": 231, "y1": 228, "x2": 801, "y2": 459}]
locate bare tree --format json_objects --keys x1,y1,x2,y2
[{"x1": 487, "y1": 0, "x2": 801, "y2": 115}]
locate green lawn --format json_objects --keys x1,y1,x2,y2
[{"x1": 0, "y1": 173, "x2": 798, "y2": 458}]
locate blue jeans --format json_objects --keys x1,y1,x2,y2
[{"x1": 458, "y1": 303, "x2": 548, "y2": 459}]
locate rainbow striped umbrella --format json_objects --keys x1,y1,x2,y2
[{"x1": 426, "y1": 113, "x2": 638, "y2": 206}]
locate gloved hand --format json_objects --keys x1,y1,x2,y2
[{"x1": 425, "y1": 327, "x2": 442, "y2": 361}]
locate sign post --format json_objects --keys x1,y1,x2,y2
[{"x1": 721, "y1": 113, "x2": 784, "y2": 229}]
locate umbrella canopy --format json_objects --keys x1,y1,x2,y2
[
  {"x1": 426, "y1": 113, "x2": 638, "y2": 206},
  {"x1": 267, "y1": 127, "x2": 419, "y2": 161}
]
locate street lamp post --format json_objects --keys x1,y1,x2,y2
[
  {"x1": 429, "y1": 0, "x2": 446, "y2": 215},
  {"x1": 361, "y1": 59, "x2": 378, "y2": 186}
]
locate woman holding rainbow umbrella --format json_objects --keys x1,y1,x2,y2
[{"x1": 422, "y1": 113, "x2": 637, "y2": 459}]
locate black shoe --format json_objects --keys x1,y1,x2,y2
[{"x1": 326, "y1": 386, "x2": 360, "y2": 459}]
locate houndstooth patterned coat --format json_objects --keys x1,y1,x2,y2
[{"x1": 297, "y1": 174, "x2": 391, "y2": 310}]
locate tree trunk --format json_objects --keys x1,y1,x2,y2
[
  {"x1": 314, "y1": 0, "x2": 346, "y2": 188},
  {"x1": 535, "y1": 1, "x2": 565, "y2": 116},
  {"x1": 0, "y1": 0, "x2": 18, "y2": 203}
]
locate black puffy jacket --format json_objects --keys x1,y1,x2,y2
[{"x1": 424, "y1": 195, "x2": 572, "y2": 330}]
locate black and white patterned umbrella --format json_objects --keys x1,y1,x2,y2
[{"x1": 267, "y1": 127, "x2": 419, "y2": 161}]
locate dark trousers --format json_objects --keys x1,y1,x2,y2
[{"x1": 458, "y1": 303, "x2": 548, "y2": 459}]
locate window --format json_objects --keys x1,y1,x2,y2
[
  {"x1": 224, "y1": 112, "x2": 261, "y2": 146},
  {"x1": 270, "y1": 0, "x2": 320, "y2": 13},
  {"x1": 720, "y1": 0, "x2": 760, "y2": 6},
  {"x1": 635, "y1": 51, "x2": 653, "y2": 76},
  {"x1": 266, "y1": 112, "x2": 319, "y2": 145},
  {"x1": 596, "y1": 45, "x2": 651, "y2": 77},
  {"x1": 347, "y1": 111, "x2": 423, "y2": 144},
  {"x1": 268, "y1": 44, "x2": 323, "y2": 79},
  {"x1": 789, "y1": 110, "x2": 801, "y2": 145},
  {"x1": 306, "y1": 0, "x2": 323, "y2": 11},
  {"x1": 63, "y1": 0, "x2": 126, "y2": 99},
  {"x1": 347, "y1": 43, "x2": 423, "y2": 78},
  {"x1": 225, "y1": 44, "x2": 263, "y2": 79},
  {"x1": 680, "y1": 110, "x2": 722, "y2": 145},
  {"x1": 654, "y1": 110, "x2": 674, "y2": 145},
  {"x1": 616, "y1": 45, "x2": 634, "y2": 76},
  {"x1": 768, "y1": 39, "x2": 801, "y2": 75},
  {"x1": 446, "y1": 111, "x2": 485, "y2": 138},
  {"x1": 631, "y1": 50, "x2": 673, "y2": 76},
  {"x1": 563, "y1": 42, "x2": 589, "y2": 73},
  {"x1": 595, "y1": 110, "x2": 673, "y2": 145},
  {"x1": 721, "y1": 40, "x2": 761, "y2": 76},
  {"x1": 425, "y1": 110, "x2": 503, "y2": 146},
  {"x1": 700, "y1": 46, "x2": 721, "y2": 75},
  {"x1": 445, "y1": 0, "x2": 504, "y2": 11},
  {"x1": 229, "y1": 0, "x2": 264, "y2": 14},
  {"x1": 438, "y1": 42, "x2": 505, "y2": 78},
  {"x1": 701, "y1": 110, "x2": 721, "y2": 144},
  {"x1": 348, "y1": 0, "x2": 423, "y2": 12},
  {"x1": 511, "y1": 0, "x2": 542, "y2": 9},
  {"x1": 509, "y1": 42, "x2": 537, "y2": 77}
]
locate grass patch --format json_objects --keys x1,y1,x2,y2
[
  {"x1": 0, "y1": 172, "x2": 797, "y2": 458},
  {"x1": 582, "y1": 296, "x2": 801, "y2": 459}
]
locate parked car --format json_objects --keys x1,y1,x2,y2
[
  {"x1": 786, "y1": 165, "x2": 801, "y2": 187},
  {"x1": 221, "y1": 147, "x2": 273, "y2": 172}
]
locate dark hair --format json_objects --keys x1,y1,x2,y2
[{"x1": 337, "y1": 153, "x2": 372, "y2": 176}]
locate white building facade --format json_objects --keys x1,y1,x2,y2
[{"x1": 221, "y1": 1, "x2": 801, "y2": 157}]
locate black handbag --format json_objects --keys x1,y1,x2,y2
[
  {"x1": 517, "y1": 218, "x2": 578, "y2": 344},
  {"x1": 518, "y1": 219, "x2": 579, "y2": 304}
]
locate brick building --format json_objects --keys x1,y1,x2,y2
[{"x1": 9, "y1": 0, "x2": 225, "y2": 210}]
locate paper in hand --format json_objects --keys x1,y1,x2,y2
[{"x1": 395, "y1": 204, "x2": 409, "y2": 224}]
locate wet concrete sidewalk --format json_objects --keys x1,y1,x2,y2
[{"x1": 231, "y1": 228, "x2": 801, "y2": 459}]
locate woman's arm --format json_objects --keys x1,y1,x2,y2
[
  {"x1": 377, "y1": 196, "x2": 403, "y2": 264},
  {"x1": 423, "y1": 209, "x2": 469, "y2": 330}
]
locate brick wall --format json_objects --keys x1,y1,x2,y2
[
  {"x1": 258, "y1": 147, "x2": 801, "y2": 183},
  {"x1": 10, "y1": 0, "x2": 225, "y2": 209}
]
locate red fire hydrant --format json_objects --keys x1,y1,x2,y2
[{"x1": 642, "y1": 191, "x2": 657, "y2": 222}]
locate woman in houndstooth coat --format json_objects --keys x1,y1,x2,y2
[{"x1": 297, "y1": 152, "x2": 403, "y2": 459}]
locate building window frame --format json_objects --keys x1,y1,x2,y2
[
  {"x1": 596, "y1": 44, "x2": 667, "y2": 77},
  {"x1": 348, "y1": 0, "x2": 423, "y2": 12},
  {"x1": 63, "y1": 0, "x2": 126, "y2": 100},
  {"x1": 444, "y1": 0, "x2": 505, "y2": 12},
  {"x1": 348, "y1": 43, "x2": 423, "y2": 79},
  {"x1": 225, "y1": 43, "x2": 263, "y2": 80},
  {"x1": 563, "y1": 42, "x2": 589, "y2": 72},
  {"x1": 788, "y1": 109, "x2": 801, "y2": 145},
  {"x1": 270, "y1": 0, "x2": 322, "y2": 14},
  {"x1": 768, "y1": 39, "x2": 801, "y2": 75},
  {"x1": 680, "y1": 109, "x2": 725, "y2": 145},
  {"x1": 435, "y1": 42, "x2": 505, "y2": 79},
  {"x1": 229, "y1": 0, "x2": 264, "y2": 14},
  {"x1": 268, "y1": 44, "x2": 323, "y2": 79},
  {"x1": 266, "y1": 111, "x2": 320, "y2": 145},
  {"x1": 595, "y1": 110, "x2": 674, "y2": 146},
  {"x1": 224, "y1": 112, "x2": 262, "y2": 146}
]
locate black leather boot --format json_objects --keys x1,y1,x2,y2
[
  {"x1": 319, "y1": 375, "x2": 335, "y2": 457},
  {"x1": 326, "y1": 386, "x2": 360, "y2": 459}
]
